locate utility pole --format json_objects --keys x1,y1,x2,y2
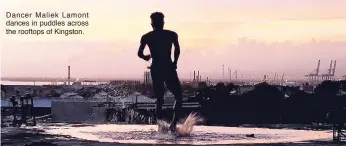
[
  {"x1": 229, "y1": 69, "x2": 232, "y2": 82},
  {"x1": 222, "y1": 64, "x2": 225, "y2": 80},
  {"x1": 68, "y1": 66, "x2": 71, "y2": 86}
]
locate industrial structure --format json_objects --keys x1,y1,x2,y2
[
  {"x1": 281, "y1": 73, "x2": 285, "y2": 85},
  {"x1": 321, "y1": 60, "x2": 336, "y2": 81},
  {"x1": 232, "y1": 70, "x2": 238, "y2": 81},
  {"x1": 226, "y1": 69, "x2": 244, "y2": 83},
  {"x1": 143, "y1": 71, "x2": 151, "y2": 85},
  {"x1": 222, "y1": 65, "x2": 225, "y2": 79},
  {"x1": 68, "y1": 66, "x2": 71, "y2": 86},
  {"x1": 305, "y1": 60, "x2": 320, "y2": 82},
  {"x1": 262, "y1": 75, "x2": 268, "y2": 83},
  {"x1": 192, "y1": 70, "x2": 202, "y2": 83},
  {"x1": 305, "y1": 60, "x2": 337, "y2": 83},
  {"x1": 228, "y1": 68, "x2": 231, "y2": 81}
]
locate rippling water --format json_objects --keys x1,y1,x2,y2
[{"x1": 89, "y1": 131, "x2": 280, "y2": 141}]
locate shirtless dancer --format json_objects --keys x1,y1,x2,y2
[{"x1": 137, "y1": 12, "x2": 182, "y2": 132}]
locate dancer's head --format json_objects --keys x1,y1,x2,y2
[{"x1": 150, "y1": 12, "x2": 164, "y2": 30}]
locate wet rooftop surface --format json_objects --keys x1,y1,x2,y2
[{"x1": 1, "y1": 123, "x2": 345, "y2": 146}]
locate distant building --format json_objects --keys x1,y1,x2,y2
[
  {"x1": 109, "y1": 80, "x2": 140, "y2": 85},
  {"x1": 302, "y1": 83, "x2": 314, "y2": 93},
  {"x1": 72, "y1": 81, "x2": 82, "y2": 86},
  {"x1": 164, "y1": 91, "x2": 188, "y2": 102},
  {"x1": 143, "y1": 71, "x2": 152, "y2": 85},
  {"x1": 238, "y1": 86, "x2": 255, "y2": 94}
]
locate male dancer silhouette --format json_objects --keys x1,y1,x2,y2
[{"x1": 137, "y1": 12, "x2": 182, "y2": 132}]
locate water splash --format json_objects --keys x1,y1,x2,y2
[{"x1": 157, "y1": 112, "x2": 203, "y2": 138}]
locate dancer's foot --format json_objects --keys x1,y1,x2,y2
[
  {"x1": 157, "y1": 120, "x2": 169, "y2": 134},
  {"x1": 169, "y1": 124, "x2": 178, "y2": 134}
]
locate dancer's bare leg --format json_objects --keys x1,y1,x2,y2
[
  {"x1": 170, "y1": 93, "x2": 182, "y2": 132},
  {"x1": 166, "y1": 69, "x2": 182, "y2": 132},
  {"x1": 156, "y1": 96, "x2": 164, "y2": 121}
]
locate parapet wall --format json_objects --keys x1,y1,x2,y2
[{"x1": 51, "y1": 100, "x2": 106, "y2": 123}]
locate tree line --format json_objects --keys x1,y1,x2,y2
[{"x1": 190, "y1": 80, "x2": 346, "y2": 125}]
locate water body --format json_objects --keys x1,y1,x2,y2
[
  {"x1": 1, "y1": 98, "x2": 52, "y2": 107},
  {"x1": 1, "y1": 81, "x2": 63, "y2": 86},
  {"x1": 1, "y1": 80, "x2": 105, "y2": 86}
]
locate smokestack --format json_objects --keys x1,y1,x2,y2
[
  {"x1": 332, "y1": 60, "x2": 336, "y2": 76},
  {"x1": 68, "y1": 66, "x2": 71, "y2": 86},
  {"x1": 147, "y1": 72, "x2": 149, "y2": 84},
  {"x1": 145, "y1": 72, "x2": 148, "y2": 84},
  {"x1": 197, "y1": 70, "x2": 200, "y2": 82},
  {"x1": 193, "y1": 71, "x2": 196, "y2": 81},
  {"x1": 222, "y1": 64, "x2": 224, "y2": 78},
  {"x1": 147, "y1": 72, "x2": 150, "y2": 83},
  {"x1": 329, "y1": 60, "x2": 333, "y2": 74},
  {"x1": 316, "y1": 60, "x2": 320, "y2": 75}
]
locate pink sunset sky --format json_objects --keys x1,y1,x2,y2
[{"x1": 0, "y1": 0, "x2": 346, "y2": 80}]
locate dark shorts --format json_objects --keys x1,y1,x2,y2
[{"x1": 150, "y1": 67, "x2": 182, "y2": 98}]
